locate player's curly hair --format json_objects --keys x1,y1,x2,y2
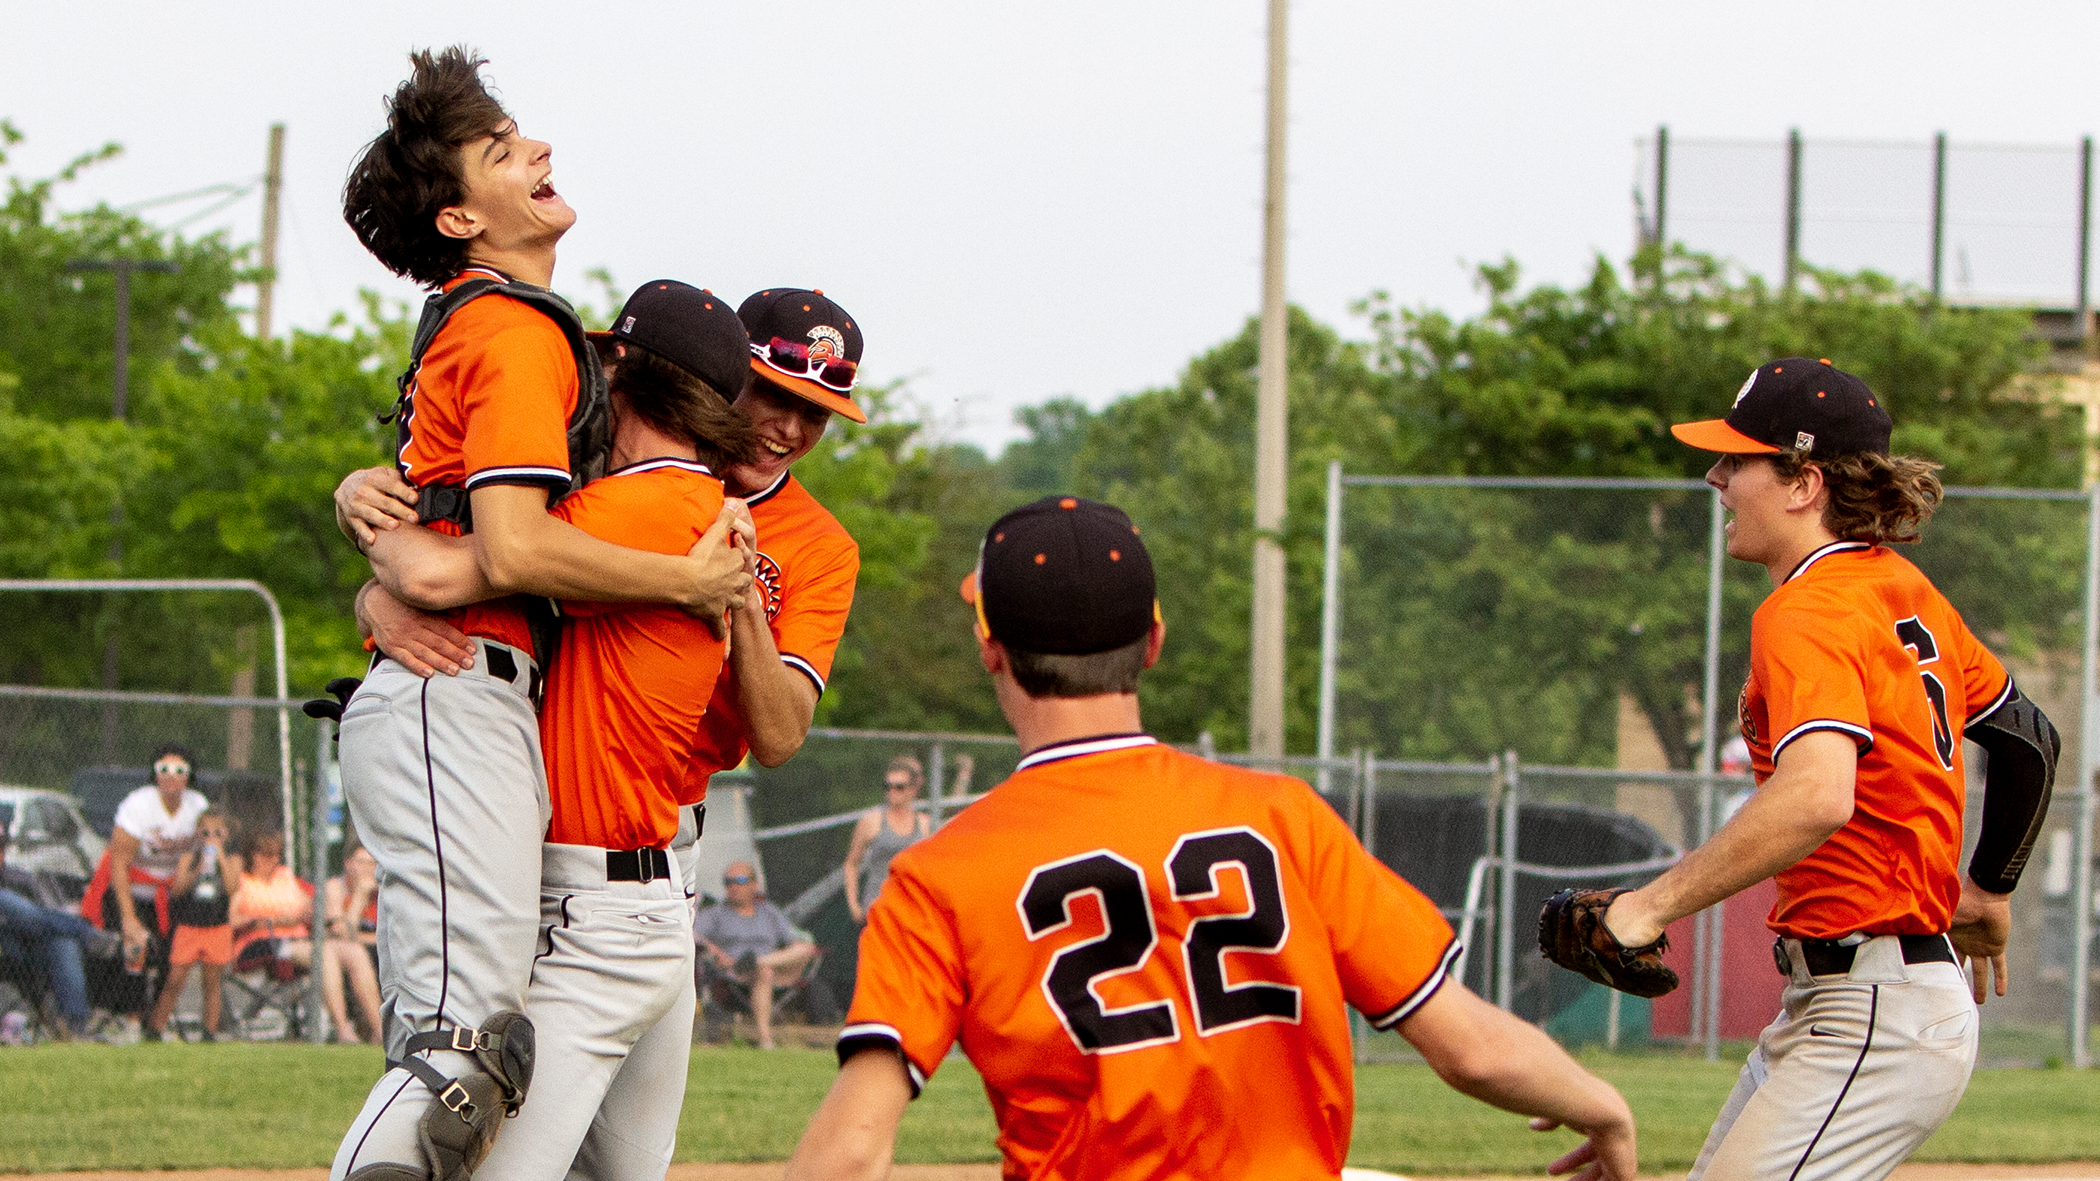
[
  {"x1": 1770, "y1": 449, "x2": 1944, "y2": 544},
  {"x1": 607, "y1": 344, "x2": 759, "y2": 470},
  {"x1": 343, "y1": 47, "x2": 510, "y2": 288}
]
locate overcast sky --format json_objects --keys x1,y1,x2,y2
[{"x1": 8, "y1": 1, "x2": 2100, "y2": 452}]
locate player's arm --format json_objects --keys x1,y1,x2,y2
[
  {"x1": 1951, "y1": 682, "x2": 2061, "y2": 1002},
  {"x1": 783, "y1": 1048, "x2": 911, "y2": 1181},
  {"x1": 471, "y1": 484, "x2": 753, "y2": 620},
  {"x1": 726, "y1": 582, "x2": 820, "y2": 766},
  {"x1": 1397, "y1": 982, "x2": 1636, "y2": 1181},
  {"x1": 334, "y1": 466, "x2": 420, "y2": 550},
  {"x1": 364, "y1": 525, "x2": 492, "y2": 611},
  {"x1": 1605, "y1": 729, "x2": 1857, "y2": 947},
  {"x1": 354, "y1": 581, "x2": 478, "y2": 677}
]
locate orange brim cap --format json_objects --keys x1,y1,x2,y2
[
  {"x1": 585, "y1": 329, "x2": 616, "y2": 347},
  {"x1": 752, "y1": 361, "x2": 869, "y2": 424},
  {"x1": 958, "y1": 570, "x2": 979, "y2": 604},
  {"x1": 1671, "y1": 419, "x2": 1781, "y2": 454}
]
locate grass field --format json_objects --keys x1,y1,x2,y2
[{"x1": 6, "y1": 1043, "x2": 2100, "y2": 1175}]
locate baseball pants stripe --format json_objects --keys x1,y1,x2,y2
[
  {"x1": 1688, "y1": 935, "x2": 1978, "y2": 1181},
  {"x1": 330, "y1": 651, "x2": 550, "y2": 1180},
  {"x1": 478, "y1": 842, "x2": 694, "y2": 1181}
]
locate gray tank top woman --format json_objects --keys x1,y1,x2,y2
[{"x1": 860, "y1": 812, "x2": 930, "y2": 912}]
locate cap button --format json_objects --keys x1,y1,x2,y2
[
  {"x1": 813, "y1": 288, "x2": 824, "y2": 295},
  {"x1": 1059, "y1": 498, "x2": 1077, "y2": 509}
]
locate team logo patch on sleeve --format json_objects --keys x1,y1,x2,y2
[
  {"x1": 754, "y1": 552, "x2": 785, "y2": 622},
  {"x1": 1737, "y1": 681, "x2": 1758, "y2": 746}
]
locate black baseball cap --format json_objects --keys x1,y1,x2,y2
[
  {"x1": 589, "y1": 280, "x2": 751, "y2": 402},
  {"x1": 738, "y1": 288, "x2": 868, "y2": 424},
  {"x1": 1672, "y1": 357, "x2": 1891, "y2": 458},
  {"x1": 958, "y1": 496, "x2": 1158, "y2": 656}
]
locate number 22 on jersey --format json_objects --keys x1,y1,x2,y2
[{"x1": 1017, "y1": 826, "x2": 1300, "y2": 1054}]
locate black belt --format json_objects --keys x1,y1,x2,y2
[
  {"x1": 605, "y1": 848, "x2": 672, "y2": 882},
  {"x1": 1774, "y1": 933, "x2": 1956, "y2": 978}
]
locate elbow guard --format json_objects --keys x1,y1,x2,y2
[{"x1": 1965, "y1": 685, "x2": 2060, "y2": 895}]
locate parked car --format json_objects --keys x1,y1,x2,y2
[{"x1": 0, "y1": 786, "x2": 106, "y2": 897}]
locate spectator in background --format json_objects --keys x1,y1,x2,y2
[
  {"x1": 321, "y1": 843, "x2": 384, "y2": 1044},
  {"x1": 842, "y1": 753, "x2": 971, "y2": 924},
  {"x1": 0, "y1": 831, "x2": 121, "y2": 1039},
  {"x1": 146, "y1": 809, "x2": 241, "y2": 1042},
  {"x1": 87, "y1": 741, "x2": 208, "y2": 1036},
  {"x1": 230, "y1": 828, "x2": 312, "y2": 964},
  {"x1": 695, "y1": 860, "x2": 816, "y2": 1050}
]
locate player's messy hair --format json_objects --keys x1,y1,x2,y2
[
  {"x1": 607, "y1": 344, "x2": 759, "y2": 471},
  {"x1": 1770, "y1": 449, "x2": 1945, "y2": 544},
  {"x1": 343, "y1": 46, "x2": 510, "y2": 288},
  {"x1": 1007, "y1": 634, "x2": 1149, "y2": 699}
]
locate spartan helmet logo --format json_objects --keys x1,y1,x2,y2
[
  {"x1": 753, "y1": 551, "x2": 785, "y2": 622},
  {"x1": 805, "y1": 325, "x2": 847, "y2": 364},
  {"x1": 1734, "y1": 368, "x2": 1758, "y2": 406}
]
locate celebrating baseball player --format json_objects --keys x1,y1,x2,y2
[
  {"x1": 323, "y1": 50, "x2": 751, "y2": 1181},
  {"x1": 786, "y1": 496, "x2": 1638, "y2": 1181},
  {"x1": 352, "y1": 280, "x2": 756, "y2": 1180},
  {"x1": 1540, "y1": 358, "x2": 2059, "y2": 1181}
]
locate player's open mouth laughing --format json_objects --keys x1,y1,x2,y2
[
  {"x1": 531, "y1": 175, "x2": 558, "y2": 202},
  {"x1": 761, "y1": 439, "x2": 792, "y2": 457}
]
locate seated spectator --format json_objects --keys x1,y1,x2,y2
[
  {"x1": 694, "y1": 860, "x2": 816, "y2": 1050},
  {"x1": 229, "y1": 829, "x2": 312, "y2": 964},
  {"x1": 320, "y1": 843, "x2": 384, "y2": 1044},
  {"x1": 0, "y1": 831, "x2": 121, "y2": 1039},
  {"x1": 147, "y1": 809, "x2": 241, "y2": 1042},
  {"x1": 85, "y1": 742, "x2": 208, "y2": 1031}
]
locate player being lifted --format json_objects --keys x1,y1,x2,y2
[
  {"x1": 324, "y1": 50, "x2": 750, "y2": 1181},
  {"x1": 1567, "y1": 359, "x2": 2058, "y2": 1181},
  {"x1": 356, "y1": 280, "x2": 756, "y2": 1181},
  {"x1": 787, "y1": 496, "x2": 1638, "y2": 1181}
]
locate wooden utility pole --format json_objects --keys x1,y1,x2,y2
[
  {"x1": 1249, "y1": 0, "x2": 1290, "y2": 761},
  {"x1": 256, "y1": 123, "x2": 285, "y2": 339}
]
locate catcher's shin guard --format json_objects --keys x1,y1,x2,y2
[{"x1": 367, "y1": 1012, "x2": 536, "y2": 1181}]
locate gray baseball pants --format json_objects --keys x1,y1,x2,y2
[
  {"x1": 478, "y1": 842, "x2": 694, "y2": 1181},
  {"x1": 1688, "y1": 934, "x2": 1978, "y2": 1181},
  {"x1": 330, "y1": 646, "x2": 550, "y2": 1180},
  {"x1": 564, "y1": 803, "x2": 703, "y2": 1181}
]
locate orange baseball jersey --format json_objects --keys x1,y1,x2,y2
[
  {"x1": 395, "y1": 266, "x2": 581, "y2": 653},
  {"x1": 1739, "y1": 540, "x2": 2011, "y2": 940},
  {"x1": 841, "y1": 735, "x2": 1458, "y2": 1181},
  {"x1": 538, "y1": 458, "x2": 729, "y2": 850},
  {"x1": 677, "y1": 472, "x2": 858, "y2": 803}
]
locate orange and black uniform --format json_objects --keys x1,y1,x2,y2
[
  {"x1": 1738, "y1": 540, "x2": 2012, "y2": 939},
  {"x1": 394, "y1": 266, "x2": 580, "y2": 654},
  {"x1": 540, "y1": 458, "x2": 730, "y2": 850},
  {"x1": 842, "y1": 735, "x2": 1457, "y2": 1181},
  {"x1": 678, "y1": 471, "x2": 858, "y2": 802}
]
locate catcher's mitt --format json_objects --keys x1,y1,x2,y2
[{"x1": 1537, "y1": 887, "x2": 1679, "y2": 999}]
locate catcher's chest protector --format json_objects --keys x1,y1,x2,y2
[
  {"x1": 382, "y1": 274, "x2": 611, "y2": 671},
  {"x1": 385, "y1": 275, "x2": 612, "y2": 531}
]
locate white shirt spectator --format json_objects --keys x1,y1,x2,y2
[{"x1": 113, "y1": 785, "x2": 209, "y2": 881}]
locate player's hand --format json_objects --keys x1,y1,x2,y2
[
  {"x1": 335, "y1": 466, "x2": 419, "y2": 551},
  {"x1": 364, "y1": 584, "x2": 476, "y2": 677},
  {"x1": 1532, "y1": 1110, "x2": 1637, "y2": 1181},
  {"x1": 1950, "y1": 876, "x2": 2013, "y2": 1004},
  {"x1": 683, "y1": 505, "x2": 756, "y2": 636},
  {"x1": 1599, "y1": 888, "x2": 1666, "y2": 951}
]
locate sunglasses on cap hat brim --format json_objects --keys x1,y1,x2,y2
[
  {"x1": 1669, "y1": 418, "x2": 1782, "y2": 455},
  {"x1": 748, "y1": 355, "x2": 869, "y2": 424}
]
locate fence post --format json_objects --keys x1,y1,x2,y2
[
  {"x1": 2074, "y1": 484, "x2": 2100, "y2": 1068},
  {"x1": 1360, "y1": 749, "x2": 1379, "y2": 859},
  {"x1": 1784, "y1": 127, "x2": 1803, "y2": 294},
  {"x1": 928, "y1": 739, "x2": 947, "y2": 826},
  {"x1": 1931, "y1": 131, "x2": 1948, "y2": 301},
  {"x1": 1344, "y1": 747, "x2": 1363, "y2": 833},
  {"x1": 2079, "y1": 136, "x2": 2093, "y2": 343},
  {"x1": 1697, "y1": 485, "x2": 1728, "y2": 1061},
  {"x1": 1315, "y1": 461, "x2": 1346, "y2": 799},
  {"x1": 1653, "y1": 124, "x2": 1670, "y2": 250},
  {"x1": 307, "y1": 717, "x2": 331, "y2": 1043},
  {"x1": 1496, "y1": 751, "x2": 1520, "y2": 1013}
]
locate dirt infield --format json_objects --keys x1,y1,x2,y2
[{"x1": 17, "y1": 1164, "x2": 2100, "y2": 1181}]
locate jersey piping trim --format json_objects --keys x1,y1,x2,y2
[
  {"x1": 464, "y1": 465, "x2": 573, "y2": 490},
  {"x1": 456, "y1": 266, "x2": 511, "y2": 284},
  {"x1": 1368, "y1": 936, "x2": 1461, "y2": 1029},
  {"x1": 1014, "y1": 734, "x2": 1158, "y2": 773},
  {"x1": 1967, "y1": 674, "x2": 2017, "y2": 727},
  {"x1": 1772, "y1": 718, "x2": 1874, "y2": 761},
  {"x1": 743, "y1": 471, "x2": 791, "y2": 507},
  {"x1": 835, "y1": 1022, "x2": 927, "y2": 1097},
  {"x1": 605, "y1": 457, "x2": 715, "y2": 478},
  {"x1": 780, "y1": 653, "x2": 826, "y2": 696},
  {"x1": 1784, "y1": 540, "x2": 1873, "y2": 583}
]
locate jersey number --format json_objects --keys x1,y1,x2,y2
[
  {"x1": 1895, "y1": 616, "x2": 1957, "y2": 770},
  {"x1": 1018, "y1": 828, "x2": 1298, "y2": 1054}
]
